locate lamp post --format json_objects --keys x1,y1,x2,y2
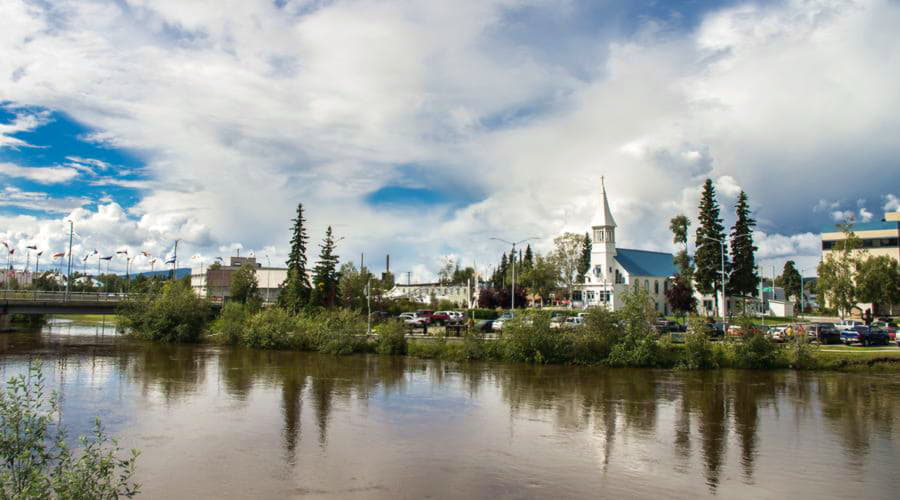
[
  {"x1": 65, "y1": 221, "x2": 74, "y2": 300},
  {"x1": 490, "y1": 236, "x2": 539, "y2": 311}
]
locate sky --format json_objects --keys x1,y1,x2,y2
[{"x1": 1, "y1": 0, "x2": 899, "y2": 281}]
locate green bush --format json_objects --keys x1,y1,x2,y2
[
  {"x1": 498, "y1": 315, "x2": 565, "y2": 364},
  {"x1": 471, "y1": 308, "x2": 499, "y2": 320},
  {"x1": 317, "y1": 309, "x2": 368, "y2": 355},
  {"x1": 681, "y1": 317, "x2": 718, "y2": 369},
  {"x1": 375, "y1": 320, "x2": 408, "y2": 355},
  {"x1": 0, "y1": 363, "x2": 140, "y2": 498},
  {"x1": 407, "y1": 339, "x2": 447, "y2": 359},
  {"x1": 787, "y1": 335, "x2": 818, "y2": 370},
  {"x1": 733, "y1": 332, "x2": 781, "y2": 369},
  {"x1": 211, "y1": 302, "x2": 250, "y2": 345},
  {"x1": 243, "y1": 307, "x2": 296, "y2": 349},
  {"x1": 119, "y1": 280, "x2": 209, "y2": 343}
]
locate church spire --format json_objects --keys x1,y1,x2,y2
[{"x1": 592, "y1": 175, "x2": 617, "y2": 228}]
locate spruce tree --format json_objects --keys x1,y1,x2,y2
[
  {"x1": 694, "y1": 179, "x2": 728, "y2": 300},
  {"x1": 728, "y1": 191, "x2": 758, "y2": 297},
  {"x1": 523, "y1": 244, "x2": 534, "y2": 271},
  {"x1": 310, "y1": 226, "x2": 340, "y2": 308},
  {"x1": 278, "y1": 203, "x2": 311, "y2": 313},
  {"x1": 577, "y1": 232, "x2": 591, "y2": 283},
  {"x1": 498, "y1": 253, "x2": 508, "y2": 288}
]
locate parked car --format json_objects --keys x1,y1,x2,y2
[
  {"x1": 655, "y1": 320, "x2": 684, "y2": 334},
  {"x1": 840, "y1": 325, "x2": 889, "y2": 346},
  {"x1": 871, "y1": 321, "x2": 898, "y2": 341},
  {"x1": 476, "y1": 320, "x2": 494, "y2": 332},
  {"x1": 563, "y1": 316, "x2": 584, "y2": 328},
  {"x1": 806, "y1": 322, "x2": 841, "y2": 344},
  {"x1": 706, "y1": 322, "x2": 725, "y2": 338},
  {"x1": 431, "y1": 311, "x2": 452, "y2": 325},
  {"x1": 549, "y1": 313, "x2": 567, "y2": 329},
  {"x1": 415, "y1": 309, "x2": 435, "y2": 324},
  {"x1": 835, "y1": 320, "x2": 865, "y2": 331},
  {"x1": 492, "y1": 312, "x2": 514, "y2": 332},
  {"x1": 767, "y1": 326, "x2": 788, "y2": 343},
  {"x1": 398, "y1": 312, "x2": 427, "y2": 327}
]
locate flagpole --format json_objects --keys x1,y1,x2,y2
[{"x1": 66, "y1": 221, "x2": 74, "y2": 300}]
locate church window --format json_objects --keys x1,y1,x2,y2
[{"x1": 654, "y1": 281, "x2": 659, "y2": 294}]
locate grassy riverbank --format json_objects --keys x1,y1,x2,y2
[{"x1": 112, "y1": 281, "x2": 900, "y2": 373}]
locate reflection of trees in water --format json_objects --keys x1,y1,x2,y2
[
  {"x1": 122, "y1": 343, "x2": 210, "y2": 403},
  {"x1": 727, "y1": 371, "x2": 778, "y2": 483},
  {"x1": 817, "y1": 374, "x2": 898, "y2": 470}
]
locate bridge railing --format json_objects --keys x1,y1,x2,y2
[{"x1": 0, "y1": 290, "x2": 139, "y2": 303}]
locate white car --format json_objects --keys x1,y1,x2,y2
[
  {"x1": 564, "y1": 316, "x2": 584, "y2": 328},
  {"x1": 492, "y1": 313, "x2": 514, "y2": 332},
  {"x1": 399, "y1": 313, "x2": 427, "y2": 326},
  {"x1": 767, "y1": 326, "x2": 788, "y2": 343}
]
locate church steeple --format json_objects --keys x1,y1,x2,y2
[{"x1": 592, "y1": 176, "x2": 617, "y2": 228}]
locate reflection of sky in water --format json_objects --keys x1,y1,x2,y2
[{"x1": 0, "y1": 323, "x2": 898, "y2": 499}]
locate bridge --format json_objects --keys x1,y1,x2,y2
[{"x1": 0, "y1": 290, "x2": 135, "y2": 316}]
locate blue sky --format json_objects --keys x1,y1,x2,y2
[{"x1": 1, "y1": 0, "x2": 899, "y2": 278}]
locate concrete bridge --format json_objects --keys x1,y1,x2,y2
[{"x1": 0, "y1": 290, "x2": 133, "y2": 316}]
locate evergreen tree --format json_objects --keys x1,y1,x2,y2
[
  {"x1": 310, "y1": 226, "x2": 340, "y2": 308},
  {"x1": 577, "y1": 232, "x2": 591, "y2": 283},
  {"x1": 523, "y1": 244, "x2": 534, "y2": 271},
  {"x1": 728, "y1": 191, "x2": 758, "y2": 297},
  {"x1": 498, "y1": 253, "x2": 508, "y2": 288},
  {"x1": 776, "y1": 260, "x2": 803, "y2": 301},
  {"x1": 278, "y1": 203, "x2": 311, "y2": 313},
  {"x1": 694, "y1": 179, "x2": 728, "y2": 301}
]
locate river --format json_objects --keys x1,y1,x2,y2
[{"x1": 1, "y1": 319, "x2": 899, "y2": 499}]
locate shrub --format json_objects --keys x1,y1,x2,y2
[
  {"x1": 787, "y1": 334, "x2": 818, "y2": 370},
  {"x1": 375, "y1": 320, "x2": 408, "y2": 355},
  {"x1": 606, "y1": 289, "x2": 664, "y2": 367},
  {"x1": 407, "y1": 339, "x2": 447, "y2": 359},
  {"x1": 498, "y1": 315, "x2": 565, "y2": 364},
  {"x1": 211, "y1": 302, "x2": 250, "y2": 345},
  {"x1": 571, "y1": 307, "x2": 622, "y2": 363},
  {"x1": 119, "y1": 280, "x2": 209, "y2": 343},
  {"x1": 733, "y1": 332, "x2": 781, "y2": 369},
  {"x1": 681, "y1": 317, "x2": 718, "y2": 369},
  {"x1": 460, "y1": 330, "x2": 486, "y2": 361},
  {"x1": 242, "y1": 307, "x2": 296, "y2": 349},
  {"x1": 317, "y1": 309, "x2": 368, "y2": 355},
  {"x1": 0, "y1": 363, "x2": 140, "y2": 498}
]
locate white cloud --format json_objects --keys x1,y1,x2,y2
[
  {"x1": 884, "y1": 194, "x2": 899, "y2": 212},
  {"x1": 0, "y1": 162, "x2": 80, "y2": 184},
  {"x1": 0, "y1": 186, "x2": 89, "y2": 213},
  {"x1": 0, "y1": 0, "x2": 898, "y2": 277},
  {"x1": 0, "y1": 108, "x2": 51, "y2": 149},
  {"x1": 858, "y1": 207, "x2": 873, "y2": 222}
]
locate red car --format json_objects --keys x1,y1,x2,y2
[{"x1": 415, "y1": 309, "x2": 435, "y2": 324}]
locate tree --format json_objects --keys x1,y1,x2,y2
[
  {"x1": 310, "y1": 226, "x2": 340, "y2": 308},
  {"x1": 669, "y1": 214, "x2": 690, "y2": 247},
  {"x1": 665, "y1": 275, "x2": 697, "y2": 323},
  {"x1": 278, "y1": 203, "x2": 312, "y2": 313},
  {"x1": 552, "y1": 232, "x2": 584, "y2": 301},
  {"x1": 498, "y1": 253, "x2": 508, "y2": 288},
  {"x1": 523, "y1": 244, "x2": 535, "y2": 272},
  {"x1": 856, "y1": 255, "x2": 900, "y2": 315},
  {"x1": 520, "y1": 254, "x2": 560, "y2": 306},
  {"x1": 694, "y1": 179, "x2": 728, "y2": 307},
  {"x1": 728, "y1": 191, "x2": 758, "y2": 297},
  {"x1": 577, "y1": 233, "x2": 591, "y2": 283},
  {"x1": 816, "y1": 225, "x2": 861, "y2": 318},
  {"x1": 438, "y1": 256, "x2": 455, "y2": 284},
  {"x1": 230, "y1": 262, "x2": 260, "y2": 306},
  {"x1": 670, "y1": 213, "x2": 693, "y2": 279},
  {"x1": 776, "y1": 260, "x2": 802, "y2": 301},
  {"x1": 339, "y1": 262, "x2": 372, "y2": 311}
]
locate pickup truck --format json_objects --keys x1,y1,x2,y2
[{"x1": 840, "y1": 325, "x2": 889, "y2": 346}]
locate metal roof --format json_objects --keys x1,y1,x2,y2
[{"x1": 614, "y1": 248, "x2": 676, "y2": 277}]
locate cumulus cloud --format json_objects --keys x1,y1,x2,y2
[
  {"x1": 0, "y1": 0, "x2": 898, "y2": 278},
  {"x1": 0, "y1": 162, "x2": 80, "y2": 184},
  {"x1": 884, "y1": 194, "x2": 899, "y2": 212}
]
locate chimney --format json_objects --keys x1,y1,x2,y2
[{"x1": 386, "y1": 254, "x2": 390, "y2": 273}]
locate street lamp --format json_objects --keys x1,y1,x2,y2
[{"x1": 489, "y1": 236, "x2": 539, "y2": 311}]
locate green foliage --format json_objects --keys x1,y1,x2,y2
[
  {"x1": 681, "y1": 317, "x2": 718, "y2": 369},
  {"x1": 230, "y1": 262, "x2": 261, "y2": 307},
  {"x1": 316, "y1": 309, "x2": 367, "y2": 355},
  {"x1": 310, "y1": 226, "x2": 340, "y2": 308},
  {"x1": 119, "y1": 280, "x2": 209, "y2": 343},
  {"x1": 0, "y1": 363, "x2": 140, "y2": 499},
  {"x1": 577, "y1": 233, "x2": 591, "y2": 284},
  {"x1": 728, "y1": 191, "x2": 758, "y2": 297},
  {"x1": 856, "y1": 255, "x2": 900, "y2": 314},
  {"x1": 665, "y1": 275, "x2": 697, "y2": 319},
  {"x1": 211, "y1": 302, "x2": 250, "y2": 345},
  {"x1": 817, "y1": 225, "x2": 861, "y2": 317},
  {"x1": 278, "y1": 203, "x2": 312, "y2": 313},
  {"x1": 552, "y1": 232, "x2": 584, "y2": 300},
  {"x1": 498, "y1": 314, "x2": 565, "y2": 364},
  {"x1": 694, "y1": 178, "x2": 727, "y2": 296},
  {"x1": 338, "y1": 262, "x2": 371, "y2": 311},
  {"x1": 669, "y1": 214, "x2": 690, "y2": 246},
  {"x1": 242, "y1": 307, "x2": 297, "y2": 349},
  {"x1": 777, "y1": 260, "x2": 803, "y2": 301},
  {"x1": 375, "y1": 321, "x2": 408, "y2": 355},
  {"x1": 733, "y1": 330, "x2": 780, "y2": 369},
  {"x1": 786, "y1": 334, "x2": 818, "y2": 370}
]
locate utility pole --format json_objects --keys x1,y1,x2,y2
[
  {"x1": 366, "y1": 277, "x2": 372, "y2": 334},
  {"x1": 490, "y1": 236, "x2": 538, "y2": 311},
  {"x1": 65, "y1": 221, "x2": 73, "y2": 300}
]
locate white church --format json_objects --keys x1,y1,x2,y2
[{"x1": 579, "y1": 179, "x2": 677, "y2": 314}]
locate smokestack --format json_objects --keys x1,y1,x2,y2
[{"x1": 386, "y1": 254, "x2": 390, "y2": 273}]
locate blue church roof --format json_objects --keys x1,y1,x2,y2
[{"x1": 614, "y1": 248, "x2": 676, "y2": 277}]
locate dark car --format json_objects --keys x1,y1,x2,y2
[
  {"x1": 841, "y1": 325, "x2": 889, "y2": 346},
  {"x1": 807, "y1": 322, "x2": 841, "y2": 345},
  {"x1": 655, "y1": 320, "x2": 685, "y2": 334},
  {"x1": 706, "y1": 322, "x2": 725, "y2": 338}
]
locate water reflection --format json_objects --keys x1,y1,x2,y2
[{"x1": 0, "y1": 324, "x2": 899, "y2": 499}]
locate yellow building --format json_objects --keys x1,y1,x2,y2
[{"x1": 821, "y1": 211, "x2": 899, "y2": 316}]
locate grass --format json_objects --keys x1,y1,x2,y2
[{"x1": 50, "y1": 314, "x2": 118, "y2": 325}]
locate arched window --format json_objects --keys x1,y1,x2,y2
[{"x1": 654, "y1": 281, "x2": 659, "y2": 294}]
